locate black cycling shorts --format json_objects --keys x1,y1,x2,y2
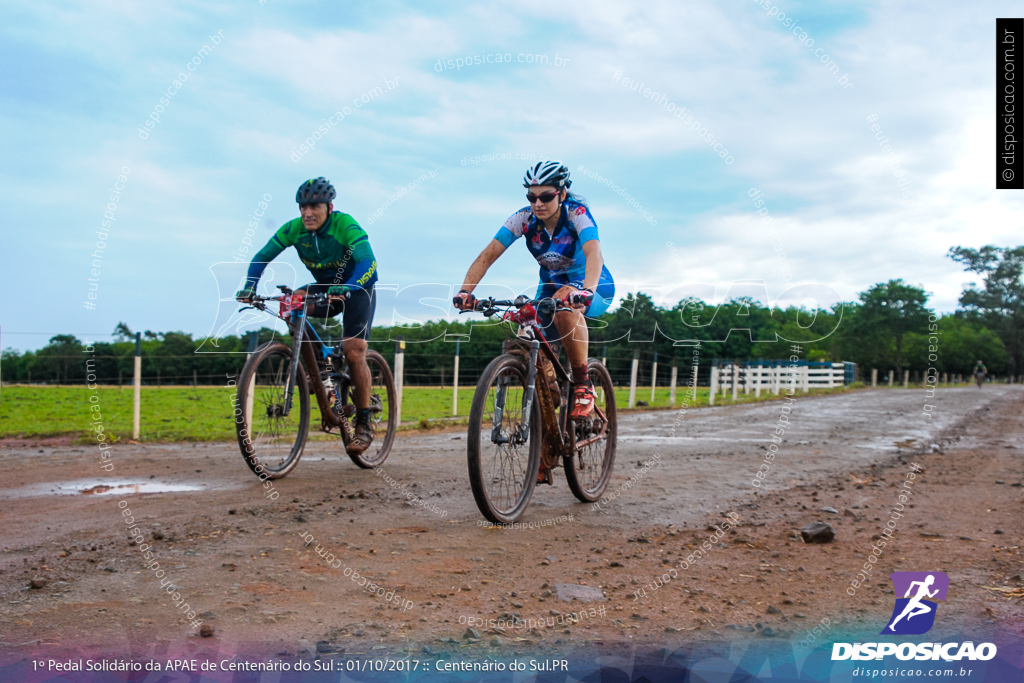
[{"x1": 299, "y1": 283, "x2": 376, "y2": 341}]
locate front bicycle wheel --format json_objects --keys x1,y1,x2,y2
[
  {"x1": 235, "y1": 342, "x2": 310, "y2": 479},
  {"x1": 345, "y1": 349, "x2": 397, "y2": 468},
  {"x1": 467, "y1": 355, "x2": 542, "y2": 524},
  {"x1": 565, "y1": 359, "x2": 617, "y2": 502}
]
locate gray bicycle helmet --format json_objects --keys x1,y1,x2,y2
[
  {"x1": 296, "y1": 177, "x2": 336, "y2": 204},
  {"x1": 523, "y1": 160, "x2": 571, "y2": 189}
]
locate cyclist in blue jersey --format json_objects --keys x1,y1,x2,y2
[
  {"x1": 235, "y1": 177, "x2": 379, "y2": 455},
  {"x1": 454, "y1": 160, "x2": 615, "y2": 421}
]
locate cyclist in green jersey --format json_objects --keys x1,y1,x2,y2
[
  {"x1": 974, "y1": 360, "x2": 987, "y2": 388},
  {"x1": 236, "y1": 177, "x2": 379, "y2": 455}
]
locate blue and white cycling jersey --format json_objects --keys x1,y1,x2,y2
[{"x1": 493, "y1": 199, "x2": 614, "y2": 316}]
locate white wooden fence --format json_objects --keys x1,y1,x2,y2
[{"x1": 708, "y1": 362, "x2": 846, "y2": 405}]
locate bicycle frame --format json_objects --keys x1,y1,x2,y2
[
  {"x1": 474, "y1": 297, "x2": 577, "y2": 451},
  {"x1": 241, "y1": 288, "x2": 346, "y2": 429}
]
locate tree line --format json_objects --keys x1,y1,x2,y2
[{"x1": 3, "y1": 245, "x2": 1021, "y2": 386}]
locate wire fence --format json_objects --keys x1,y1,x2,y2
[
  {"x1": 6, "y1": 349, "x2": 1013, "y2": 389},
  {"x1": 4, "y1": 349, "x2": 720, "y2": 388}
]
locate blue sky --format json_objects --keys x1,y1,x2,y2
[{"x1": 2, "y1": 0, "x2": 1022, "y2": 350}]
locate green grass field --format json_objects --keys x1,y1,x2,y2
[{"x1": 0, "y1": 381, "x2": 912, "y2": 442}]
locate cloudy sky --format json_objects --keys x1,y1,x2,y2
[{"x1": 1, "y1": 0, "x2": 1021, "y2": 350}]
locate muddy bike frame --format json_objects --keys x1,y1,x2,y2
[
  {"x1": 240, "y1": 285, "x2": 354, "y2": 431},
  {"x1": 467, "y1": 295, "x2": 609, "y2": 455}
]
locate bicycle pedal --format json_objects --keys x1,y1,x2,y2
[{"x1": 537, "y1": 468, "x2": 554, "y2": 486}]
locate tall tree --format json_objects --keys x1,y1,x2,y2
[
  {"x1": 851, "y1": 280, "x2": 931, "y2": 373},
  {"x1": 949, "y1": 245, "x2": 1024, "y2": 375},
  {"x1": 35, "y1": 334, "x2": 83, "y2": 383},
  {"x1": 113, "y1": 322, "x2": 134, "y2": 342}
]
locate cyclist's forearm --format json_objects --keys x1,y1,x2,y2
[
  {"x1": 244, "y1": 260, "x2": 270, "y2": 290},
  {"x1": 244, "y1": 239, "x2": 286, "y2": 290},
  {"x1": 462, "y1": 240, "x2": 505, "y2": 293},
  {"x1": 461, "y1": 261, "x2": 487, "y2": 293},
  {"x1": 344, "y1": 258, "x2": 378, "y2": 288}
]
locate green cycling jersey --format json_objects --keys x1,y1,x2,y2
[{"x1": 244, "y1": 211, "x2": 378, "y2": 289}]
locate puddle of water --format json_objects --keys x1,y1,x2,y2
[
  {"x1": 3, "y1": 480, "x2": 208, "y2": 499},
  {"x1": 618, "y1": 435, "x2": 768, "y2": 442},
  {"x1": 74, "y1": 481, "x2": 205, "y2": 496}
]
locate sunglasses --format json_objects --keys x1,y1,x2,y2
[{"x1": 526, "y1": 191, "x2": 560, "y2": 204}]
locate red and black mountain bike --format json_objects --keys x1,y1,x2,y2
[
  {"x1": 460, "y1": 296, "x2": 617, "y2": 524},
  {"x1": 234, "y1": 286, "x2": 397, "y2": 478}
]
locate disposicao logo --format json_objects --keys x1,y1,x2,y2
[
  {"x1": 882, "y1": 571, "x2": 948, "y2": 635},
  {"x1": 831, "y1": 571, "x2": 997, "y2": 662}
]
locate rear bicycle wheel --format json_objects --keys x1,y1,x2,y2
[
  {"x1": 467, "y1": 355, "x2": 541, "y2": 524},
  {"x1": 345, "y1": 349, "x2": 397, "y2": 468},
  {"x1": 235, "y1": 341, "x2": 310, "y2": 479},
  {"x1": 565, "y1": 359, "x2": 617, "y2": 502}
]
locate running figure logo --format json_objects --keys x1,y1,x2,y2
[{"x1": 881, "y1": 571, "x2": 949, "y2": 635}]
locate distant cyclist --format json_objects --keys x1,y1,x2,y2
[
  {"x1": 453, "y1": 160, "x2": 615, "y2": 422},
  {"x1": 974, "y1": 360, "x2": 987, "y2": 388},
  {"x1": 236, "y1": 177, "x2": 379, "y2": 455}
]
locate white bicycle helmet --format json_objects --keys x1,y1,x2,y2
[{"x1": 523, "y1": 160, "x2": 571, "y2": 189}]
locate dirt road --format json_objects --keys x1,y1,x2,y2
[{"x1": 1, "y1": 386, "x2": 1022, "y2": 664}]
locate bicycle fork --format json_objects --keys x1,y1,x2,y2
[
  {"x1": 491, "y1": 340, "x2": 539, "y2": 445},
  {"x1": 283, "y1": 310, "x2": 307, "y2": 415}
]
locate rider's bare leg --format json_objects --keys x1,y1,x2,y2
[
  {"x1": 554, "y1": 309, "x2": 589, "y2": 374},
  {"x1": 294, "y1": 287, "x2": 369, "y2": 408},
  {"x1": 343, "y1": 337, "x2": 371, "y2": 410}
]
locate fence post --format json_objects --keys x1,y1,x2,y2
[
  {"x1": 628, "y1": 348, "x2": 639, "y2": 408},
  {"x1": 902, "y1": 370, "x2": 909, "y2": 388},
  {"x1": 133, "y1": 332, "x2": 141, "y2": 440},
  {"x1": 731, "y1": 362, "x2": 738, "y2": 401},
  {"x1": 394, "y1": 338, "x2": 405, "y2": 425},
  {"x1": 754, "y1": 360, "x2": 762, "y2": 397},
  {"x1": 871, "y1": 368, "x2": 877, "y2": 387},
  {"x1": 669, "y1": 358, "x2": 678, "y2": 406},
  {"x1": 193, "y1": 368, "x2": 198, "y2": 388},
  {"x1": 650, "y1": 352, "x2": 658, "y2": 403},
  {"x1": 452, "y1": 339, "x2": 460, "y2": 416},
  {"x1": 803, "y1": 364, "x2": 810, "y2": 393},
  {"x1": 709, "y1": 362, "x2": 718, "y2": 406}
]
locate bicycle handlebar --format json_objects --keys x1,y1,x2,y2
[
  {"x1": 237, "y1": 289, "x2": 350, "y2": 311},
  {"x1": 459, "y1": 295, "x2": 575, "y2": 315}
]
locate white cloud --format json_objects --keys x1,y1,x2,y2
[{"x1": 3, "y1": 1, "x2": 1023, "y2": 347}]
